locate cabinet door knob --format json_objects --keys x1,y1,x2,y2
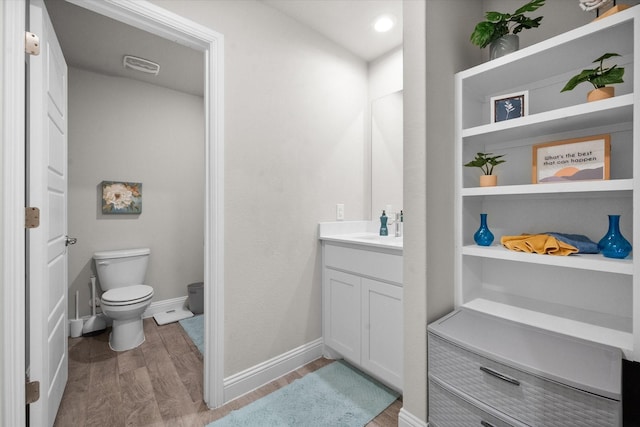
[{"x1": 479, "y1": 366, "x2": 521, "y2": 386}]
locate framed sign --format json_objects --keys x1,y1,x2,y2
[
  {"x1": 532, "y1": 135, "x2": 610, "y2": 184},
  {"x1": 491, "y1": 90, "x2": 528, "y2": 123}
]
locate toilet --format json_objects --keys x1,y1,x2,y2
[{"x1": 93, "y1": 248, "x2": 154, "y2": 351}]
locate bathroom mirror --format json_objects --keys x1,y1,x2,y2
[{"x1": 371, "y1": 90, "x2": 403, "y2": 218}]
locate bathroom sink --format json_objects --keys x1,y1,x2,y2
[
  {"x1": 339, "y1": 233, "x2": 403, "y2": 248},
  {"x1": 318, "y1": 222, "x2": 403, "y2": 250},
  {"x1": 356, "y1": 234, "x2": 402, "y2": 242}
]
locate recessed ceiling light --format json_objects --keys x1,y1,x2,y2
[{"x1": 373, "y1": 15, "x2": 396, "y2": 33}]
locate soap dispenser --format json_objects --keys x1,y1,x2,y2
[{"x1": 380, "y1": 210, "x2": 388, "y2": 236}]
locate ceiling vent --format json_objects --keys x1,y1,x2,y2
[{"x1": 123, "y1": 55, "x2": 160, "y2": 76}]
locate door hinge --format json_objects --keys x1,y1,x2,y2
[
  {"x1": 25, "y1": 380, "x2": 40, "y2": 404},
  {"x1": 25, "y1": 207, "x2": 40, "y2": 229},
  {"x1": 25, "y1": 32, "x2": 40, "y2": 56}
]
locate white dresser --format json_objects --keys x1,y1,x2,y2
[{"x1": 428, "y1": 308, "x2": 622, "y2": 427}]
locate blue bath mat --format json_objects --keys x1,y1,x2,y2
[
  {"x1": 179, "y1": 314, "x2": 204, "y2": 354},
  {"x1": 207, "y1": 360, "x2": 399, "y2": 427}
]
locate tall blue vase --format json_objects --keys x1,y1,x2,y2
[
  {"x1": 598, "y1": 215, "x2": 632, "y2": 259},
  {"x1": 474, "y1": 213, "x2": 494, "y2": 246}
]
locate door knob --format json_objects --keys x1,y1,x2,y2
[{"x1": 65, "y1": 236, "x2": 77, "y2": 246}]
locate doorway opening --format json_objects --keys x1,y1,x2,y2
[
  {"x1": 63, "y1": 0, "x2": 224, "y2": 408},
  {"x1": 38, "y1": 2, "x2": 223, "y2": 417}
]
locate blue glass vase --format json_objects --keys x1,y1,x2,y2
[
  {"x1": 598, "y1": 215, "x2": 632, "y2": 259},
  {"x1": 474, "y1": 213, "x2": 494, "y2": 246}
]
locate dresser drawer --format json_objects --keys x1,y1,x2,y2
[
  {"x1": 429, "y1": 333, "x2": 621, "y2": 427},
  {"x1": 429, "y1": 377, "x2": 522, "y2": 427}
]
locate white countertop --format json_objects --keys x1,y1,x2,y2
[{"x1": 318, "y1": 221, "x2": 403, "y2": 251}]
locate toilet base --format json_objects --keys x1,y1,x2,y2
[{"x1": 109, "y1": 317, "x2": 145, "y2": 351}]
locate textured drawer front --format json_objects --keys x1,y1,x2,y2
[
  {"x1": 429, "y1": 333, "x2": 621, "y2": 427},
  {"x1": 429, "y1": 379, "x2": 517, "y2": 427}
]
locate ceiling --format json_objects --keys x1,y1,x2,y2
[
  {"x1": 44, "y1": 0, "x2": 402, "y2": 97},
  {"x1": 263, "y1": 0, "x2": 403, "y2": 62},
  {"x1": 45, "y1": 0, "x2": 205, "y2": 96}
]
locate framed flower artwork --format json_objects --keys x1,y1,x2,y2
[
  {"x1": 490, "y1": 90, "x2": 528, "y2": 123},
  {"x1": 101, "y1": 181, "x2": 142, "y2": 214}
]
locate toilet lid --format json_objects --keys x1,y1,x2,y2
[{"x1": 102, "y1": 284, "x2": 153, "y2": 306}]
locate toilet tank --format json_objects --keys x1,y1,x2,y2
[{"x1": 93, "y1": 248, "x2": 150, "y2": 290}]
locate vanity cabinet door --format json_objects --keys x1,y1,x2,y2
[
  {"x1": 323, "y1": 269, "x2": 361, "y2": 363},
  {"x1": 361, "y1": 278, "x2": 403, "y2": 389}
]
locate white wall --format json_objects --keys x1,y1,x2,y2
[
  {"x1": 402, "y1": 1, "x2": 483, "y2": 422},
  {"x1": 149, "y1": 0, "x2": 368, "y2": 376},
  {"x1": 369, "y1": 47, "x2": 403, "y2": 102},
  {"x1": 67, "y1": 67, "x2": 205, "y2": 316},
  {"x1": 0, "y1": 2, "x2": 5, "y2": 421},
  {"x1": 402, "y1": 0, "x2": 429, "y2": 421}
]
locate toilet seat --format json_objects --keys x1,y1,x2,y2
[{"x1": 102, "y1": 284, "x2": 153, "y2": 306}]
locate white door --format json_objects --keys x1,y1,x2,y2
[
  {"x1": 361, "y1": 278, "x2": 403, "y2": 390},
  {"x1": 323, "y1": 269, "x2": 361, "y2": 362},
  {"x1": 28, "y1": 0, "x2": 69, "y2": 425}
]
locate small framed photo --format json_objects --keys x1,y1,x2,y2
[
  {"x1": 532, "y1": 135, "x2": 610, "y2": 184},
  {"x1": 101, "y1": 181, "x2": 142, "y2": 214},
  {"x1": 491, "y1": 91, "x2": 528, "y2": 123}
]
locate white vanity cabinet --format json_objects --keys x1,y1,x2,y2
[{"x1": 321, "y1": 239, "x2": 403, "y2": 391}]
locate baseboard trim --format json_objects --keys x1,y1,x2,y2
[
  {"x1": 398, "y1": 407, "x2": 428, "y2": 427},
  {"x1": 223, "y1": 338, "x2": 324, "y2": 403},
  {"x1": 143, "y1": 296, "x2": 189, "y2": 319}
]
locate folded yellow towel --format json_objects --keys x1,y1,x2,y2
[{"x1": 500, "y1": 234, "x2": 578, "y2": 256}]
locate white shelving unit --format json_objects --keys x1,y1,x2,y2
[{"x1": 454, "y1": 6, "x2": 640, "y2": 361}]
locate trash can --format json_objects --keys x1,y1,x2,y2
[{"x1": 187, "y1": 282, "x2": 204, "y2": 314}]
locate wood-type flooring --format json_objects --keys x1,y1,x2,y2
[{"x1": 53, "y1": 318, "x2": 401, "y2": 426}]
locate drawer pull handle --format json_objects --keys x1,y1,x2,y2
[
  {"x1": 479, "y1": 366, "x2": 521, "y2": 386},
  {"x1": 480, "y1": 422, "x2": 496, "y2": 427}
]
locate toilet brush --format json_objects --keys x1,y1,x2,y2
[
  {"x1": 69, "y1": 291, "x2": 84, "y2": 338},
  {"x1": 82, "y1": 275, "x2": 106, "y2": 335}
]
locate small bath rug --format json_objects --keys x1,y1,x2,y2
[
  {"x1": 207, "y1": 360, "x2": 399, "y2": 427},
  {"x1": 179, "y1": 314, "x2": 204, "y2": 354}
]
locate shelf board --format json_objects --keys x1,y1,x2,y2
[
  {"x1": 462, "y1": 298, "x2": 633, "y2": 359},
  {"x1": 462, "y1": 179, "x2": 633, "y2": 197},
  {"x1": 462, "y1": 94, "x2": 633, "y2": 145},
  {"x1": 462, "y1": 244, "x2": 633, "y2": 275},
  {"x1": 458, "y1": 9, "x2": 635, "y2": 100}
]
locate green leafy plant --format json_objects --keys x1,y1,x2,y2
[
  {"x1": 464, "y1": 153, "x2": 506, "y2": 175},
  {"x1": 470, "y1": 0, "x2": 545, "y2": 49},
  {"x1": 561, "y1": 53, "x2": 625, "y2": 92}
]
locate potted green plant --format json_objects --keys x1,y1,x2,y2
[
  {"x1": 561, "y1": 52, "x2": 625, "y2": 102},
  {"x1": 464, "y1": 152, "x2": 506, "y2": 187},
  {"x1": 470, "y1": 0, "x2": 545, "y2": 60}
]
